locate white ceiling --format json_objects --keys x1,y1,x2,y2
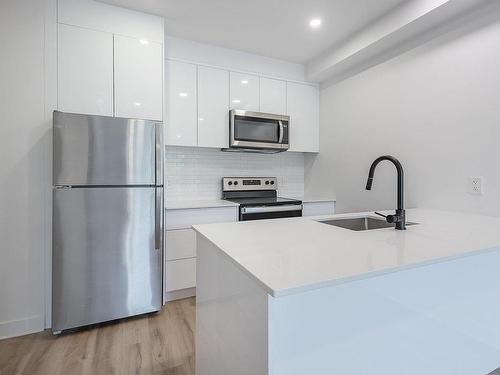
[{"x1": 99, "y1": 0, "x2": 410, "y2": 64}]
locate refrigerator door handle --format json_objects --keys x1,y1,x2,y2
[
  {"x1": 155, "y1": 188, "x2": 164, "y2": 251},
  {"x1": 155, "y1": 123, "x2": 163, "y2": 186}
]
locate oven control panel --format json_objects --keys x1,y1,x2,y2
[{"x1": 222, "y1": 177, "x2": 277, "y2": 191}]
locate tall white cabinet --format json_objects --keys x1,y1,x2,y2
[
  {"x1": 287, "y1": 82, "x2": 319, "y2": 152},
  {"x1": 198, "y1": 66, "x2": 230, "y2": 148},
  {"x1": 57, "y1": 24, "x2": 114, "y2": 116},
  {"x1": 114, "y1": 36, "x2": 163, "y2": 120},
  {"x1": 56, "y1": 0, "x2": 164, "y2": 121},
  {"x1": 230, "y1": 72, "x2": 260, "y2": 111},
  {"x1": 165, "y1": 60, "x2": 197, "y2": 146},
  {"x1": 260, "y1": 77, "x2": 286, "y2": 115}
]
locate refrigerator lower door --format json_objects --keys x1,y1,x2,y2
[{"x1": 52, "y1": 187, "x2": 162, "y2": 332}]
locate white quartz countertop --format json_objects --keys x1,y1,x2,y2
[
  {"x1": 193, "y1": 209, "x2": 500, "y2": 297},
  {"x1": 165, "y1": 199, "x2": 239, "y2": 210},
  {"x1": 165, "y1": 197, "x2": 335, "y2": 210}
]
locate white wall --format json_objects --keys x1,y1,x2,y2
[
  {"x1": 0, "y1": 0, "x2": 56, "y2": 339},
  {"x1": 305, "y1": 6, "x2": 500, "y2": 215},
  {"x1": 166, "y1": 147, "x2": 304, "y2": 201}
]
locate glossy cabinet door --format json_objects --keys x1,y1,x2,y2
[
  {"x1": 230, "y1": 72, "x2": 259, "y2": 111},
  {"x1": 198, "y1": 66, "x2": 230, "y2": 148},
  {"x1": 287, "y1": 82, "x2": 319, "y2": 152},
  {"x1": 114, "y1": 35, "x2": 163, "y2": 121},
  {"x1": 165, "y1": 60, "x2": 197, "y2": 146},
  {"x1": 166, "y1": 229, "x2": 197, "y2": 261},
  {"x1": 260, "y1": 77, "x2": 286, "y2": 115},
  {"x1": 58, "y1": 24, "x2": 113, "y2": 116},
  {"x1": 166, "y1": 258, "x2": 196, "y2": 292}
]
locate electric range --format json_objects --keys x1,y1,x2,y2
[{"x1": 222, "y1": 177, "x2": 303, "y2": 221}]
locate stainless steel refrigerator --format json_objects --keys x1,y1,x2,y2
[{"x1": 52, "y1": 111, "x2": 163, "y2": 333}]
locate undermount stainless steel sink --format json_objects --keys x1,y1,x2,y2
[{"x1": 318, "y1": 216, "x2": 417, "y2": 231}]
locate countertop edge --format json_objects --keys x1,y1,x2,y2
[
  {"x1": 166, "y1": 200, "x2": 239, "y2": 210},
  {"x1": 193, "y1": 209, "x2": 500, "y2": 298},
  {"x1": 193, "y1": 227, "x2": 277, "y2": 296},
  {"x1": 300, "y1": 197, "x2": 336, "y2": 203},
  {"x1": 271, "y1": 245, "x2": 500, "y2": 297}
]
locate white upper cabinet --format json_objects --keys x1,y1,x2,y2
[
  {"x1": 230, "y1": 72, "x2": 259, "y2": 111},
  {"x1": 114, "y1": 35, "x2": 163, "y2": 121},
  {"x1": 58, "y1": 0, "x2": 164, "y2": 43},
  {"x1": 260, "y1": 77, "x2": 286, "y2": 115},
  {"x1": 287, "y1": 82, "x2": 319, "y2": 153},
  {"x1": 198, "y1": 66, "x2": 230, "y2": 148},
  {"x1": 165, "y1": 60, "x2": 197, "y2": 146},
  {"x1": 58, "y1": 24, "x2": 113, "y2": 116},
  {"x1": 162, "y1": 60, "x2": 319, "y2": 152},
  {"x1": 57, "y1": 0, "x2": 164, "y2": 121}
]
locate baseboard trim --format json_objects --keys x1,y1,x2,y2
[
  {"x1": 0, "y1": 315, "x2": 44, "y2": 340},
  {"x1": 164, "y1": 287, "x2": 196, "y2": 302}
]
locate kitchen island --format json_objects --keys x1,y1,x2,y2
[{"x1": 193, "y1": 209, "x2": 500, "y2": 375}]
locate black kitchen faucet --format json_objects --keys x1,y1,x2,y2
[{"x1": 365, "y1": 155, "x2": 406, "y2": 230}]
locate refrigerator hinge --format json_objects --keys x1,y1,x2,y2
[{"x1": 54, "y1": 185, "x2": 73, "y2": 189}]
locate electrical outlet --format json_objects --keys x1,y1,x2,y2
[{"x1": 469, "y1": 176, "x2": 483, "y2": 195}]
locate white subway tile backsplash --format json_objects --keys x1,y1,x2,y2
[{"x1": 165, "y1": 146, "x2": 304, "y2": 201}]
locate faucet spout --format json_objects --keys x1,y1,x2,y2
[{"x1": 366, "y1": 155, "x2": 406, "y2": 230}]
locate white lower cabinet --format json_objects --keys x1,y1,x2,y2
[
  {"x1": 302, "y1": 200, "x2": 335, "y2": 216},
  {"x1": 164, "y1": 205, "x2": 238, "y2": 301},
  {"x1": 166, "y1": 258, "x2": 196, "y2": 292},
  {"x1": 166, "y1": 229, "x2": 197, "y2": 261}
]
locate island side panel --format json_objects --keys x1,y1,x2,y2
[
  {"x1": 196, "y1": 233, "x2": 269, "y2": 375},
  {"x1": 268, "y1": 248, "x2": 500, "y2": 375}
]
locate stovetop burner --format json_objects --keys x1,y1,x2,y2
[{"x1": 224, "y1": 196, "x2": 302, "y2": 207}]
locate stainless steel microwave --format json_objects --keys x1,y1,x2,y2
[{"x1": 228, "y1": 110, "x2": 289, "y2": 152}]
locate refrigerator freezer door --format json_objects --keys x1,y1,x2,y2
[
  {"x1": 52, "y1": 187, "x2": 162, "y2": 331},
  {"x1": 53, "y1": 111, "x2": 157, "y2": 186}
]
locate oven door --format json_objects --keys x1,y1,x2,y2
[
  {"x1": 230, "y1": 110, "x2": 289, "y2": 151},
  {"x1": 240, "y1": 204, "x2": 302, "y2": 221}
]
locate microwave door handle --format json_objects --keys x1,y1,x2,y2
[{"x1": 278, "y1": 120, "x2": 284, "y2": 143}]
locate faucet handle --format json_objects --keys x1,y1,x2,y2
[{"x1": 375, "y1": 211, "x2": 402, "y2": 224}]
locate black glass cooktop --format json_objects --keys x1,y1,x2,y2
[{"x1": 224, "y1": 196, "x2": 302, "y2": 207}]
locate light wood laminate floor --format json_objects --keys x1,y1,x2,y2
[{"x1": 0, "y1": 298, "x2": 195, "y2": 375}]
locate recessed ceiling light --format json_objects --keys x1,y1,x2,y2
[
  {"x1": 133, "y1": 102, "x2": 141, "y2": 106},
  {"x1": 309, "y1": 18, "x2": 322, "y2": 28},
  {"x1": 179, "y1": 92, "x2": 188, "y2": 97},
  {"x1": 232, "y1": 99, "x2": 241, "y2": 104},
  {"x1": 139, "y1": 39, "x2": 149, "y2": 45},
  {"x1": 241, "y1": 80, "x2": 249, "y2": 85}
]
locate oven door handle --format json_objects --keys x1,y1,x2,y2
[
  {"x1": 241, "y1": 204, "x2": 302, "y2": 214},
  {"x1": 278, "y1": 120, "x2": 284, "y2": 144}
]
